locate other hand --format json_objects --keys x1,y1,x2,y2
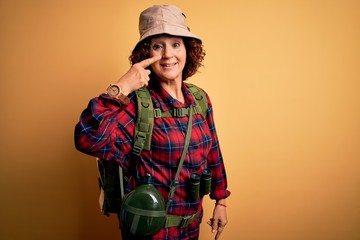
[{"x1": 207, "y1": 201, "x2": 228, "y2": 240}]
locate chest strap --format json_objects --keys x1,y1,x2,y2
[
  {"x1": 133, "y1": 84, "x2": 207, "y2": 156},
  {"x1": 165, "y1": 211, "x2": 200, "y2": 228},
  {"x1": 154, "y1": 106, "x2": 201, "y2": 118}
]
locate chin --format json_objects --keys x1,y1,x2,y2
[{"x1": 157, "y1": 74, "x2": 181, "y2": 82}]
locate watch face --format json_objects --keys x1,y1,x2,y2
[{"x1": 108, "y1": 85, "x2": 120, "y2": 97}]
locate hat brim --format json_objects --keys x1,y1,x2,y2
[{"x1": 138, "y1": 23, "x2": 201, "y2": 44}]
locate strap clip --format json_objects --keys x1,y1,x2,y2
[
  {"x1": 180, "y1": 215, "x2": 192, "y2": 228},
  {"x1": 173, "y1": 108, "x2": 188, "y2": 117},
  {"x1": 180, "y1": 212, "x2": 198, "y2": 228},
  {"x1": 133, "y1": 132, "x2": 146, "y2": 156},
  {"x1": 154, "y1": 108, "x2": 161, "y2": 118}
]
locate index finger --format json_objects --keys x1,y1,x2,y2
[
  {"x1": 138, "y1": 55, "x2": 161, "y2": 68},
  {"x1": 215, "y1": 229, "x2": 223, "y2": 240}
]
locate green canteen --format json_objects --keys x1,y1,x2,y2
[{"x1": 120, "y1": 174, "x2": 166, "y2": 236}]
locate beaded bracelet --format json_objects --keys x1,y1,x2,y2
[{"x1": 216, "y1": 202, "x2": 227, "y2": 208}]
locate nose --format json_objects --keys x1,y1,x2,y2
[{"x1": 162, "y1": 45, "x2": 174, "y2": 59}]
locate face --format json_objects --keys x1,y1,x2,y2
[{"x1": 149, "y1": 35, "x2": 186, "y2": 83}]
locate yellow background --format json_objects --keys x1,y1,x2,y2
[{"x1": 1, "y1": 0, "x2": 359, "y2": 239}]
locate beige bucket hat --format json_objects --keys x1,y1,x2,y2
[{"x1": 138, "y1": 5, "x2": 201, "y2": 43}]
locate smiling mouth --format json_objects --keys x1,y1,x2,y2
[{"x1": 160, "y1": 63, "x2": 177, "y2": 67}]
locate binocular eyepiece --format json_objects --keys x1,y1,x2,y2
[{"x1": 189, "y1": 169, "x2": 212, "y2": 202}]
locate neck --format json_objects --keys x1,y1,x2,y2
[{"x1": 159, "y1": 80, "x2": 184, "y2": 103}]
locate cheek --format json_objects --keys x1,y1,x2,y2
[
  {"x1": 150, "y1": 63, "x2": 160, "y2": 74},
  {"x1": 150, "y1": 50, "x2": 161, "y2": 58},
  {"x1": 179, "y1": 49, "x2": 187, "y2": 62}
]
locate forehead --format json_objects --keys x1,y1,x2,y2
[{"x1": 150, "y1": 34, "x2": 184, "y2": 42}]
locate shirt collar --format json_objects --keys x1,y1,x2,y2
[{"x1": 148, "y1": 81, "x2": 197, "y2": 112}]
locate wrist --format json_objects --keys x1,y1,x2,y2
[
  {"x1": 215, "y1": 199, "x2": 227, "y2": 207},
  {"x1": 115, "y1": 82, "x2": 131, "y2": 96},
  {"x1": 215, "y1": 202, "x2": 227, "y2": 208},
  {"x1": 106, "y1": 83, "x2": 130, "y2": 104}
]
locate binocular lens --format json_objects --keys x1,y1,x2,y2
[
  {"x1": 188, "y1": 169, "x2": 212, "y2": 202},
  {"x1": 200, "y1": 169, "x2": 212, "y2": 196},
  {"x1": 189, "y1": 173, "x2": 201, "y2": 202}
]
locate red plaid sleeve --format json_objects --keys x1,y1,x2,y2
[
  {"x1": 74, "y1": 94, "x2": 136, "y2": 171},
  {"x1": 205, "y1": 95, "x2": 231, "y2": 200}
]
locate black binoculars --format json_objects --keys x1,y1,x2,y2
[{"x1": 189, "y1": 169, "x2": 212, "y2": 202}]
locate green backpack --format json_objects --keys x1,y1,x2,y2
[{"x1": 97, "y1": 83, "x2": 208, "y2": 215}]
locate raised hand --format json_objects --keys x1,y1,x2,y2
[{"x1": 116, "y1": 55, "x2": 161, "y2": 95}]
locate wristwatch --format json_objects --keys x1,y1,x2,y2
[
  {"x1": 106, "y1": 84, "x2": 130, "y2": 104},
  {"x1": 107, "y1": 84, "x2": 122, "y2": 98}
]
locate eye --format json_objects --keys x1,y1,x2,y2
[
  {"x1": 173, "y1": 42, "x2": 181, "y2": 48},
  {"x1": 152, "y1": 44, "x2": 163, "y2": 50}
]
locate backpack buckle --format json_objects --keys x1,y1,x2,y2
[
  {"x1": 133, "y1": 132, "x2": 146, "y2": 156},
  {"x1": 180, "y1": 215, "x2": 192, "y2": 228},
  {"x1": 193, "y1": 106, "x2": 200, "y2": 114},
  {"x1": 180, "y1": 212, "x2": 198, "y2": 228},
  {"x1": 173, "y1": 108, "x2": 188, "y2": 117},
  {"x1": 154, "y1": 108, "x2": 161, "y2": 118}
]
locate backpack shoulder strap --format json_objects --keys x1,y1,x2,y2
[
  {"x1": 185, "y1": 83, "x2": 208, "y2": 118},
  {"x1": 133, "y1": 84, "x2": 208, "y2": 156},
  {"x1": 133, "y1": 87, "x2": 154, "y2": 156}
]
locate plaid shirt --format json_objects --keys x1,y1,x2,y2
[{"x1": 75, "y1": 82, "x2": 230, "y2": 240}]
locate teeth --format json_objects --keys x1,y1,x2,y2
[{"x1": 162, "y1": 63, "x2": 175, "y2": 67}]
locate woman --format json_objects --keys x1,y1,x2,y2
[{"x1": 75, "y1": 5, "x2": 230, "y2": 240}]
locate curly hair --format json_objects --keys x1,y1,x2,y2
[{"x1": 129, "y1": 35, "x2": 206, "y2": 80}]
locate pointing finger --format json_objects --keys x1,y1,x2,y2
[
  {"x1": 138, "y1": 55, "x2": 161, "y2": 68},
  {"x1": 215, "y1": 227, "x2": 223, "y2": 240}
]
